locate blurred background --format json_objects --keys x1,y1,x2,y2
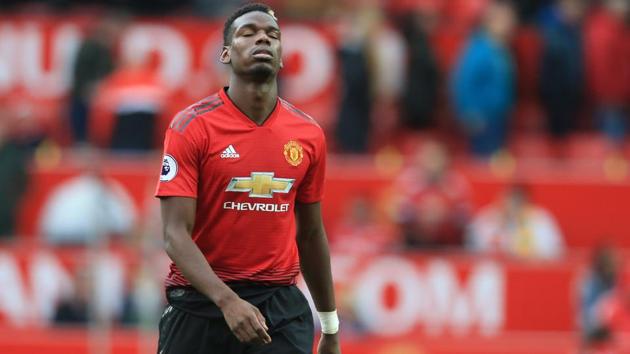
[{"x1": 0, "y1": 0, "x2": 629, "y2": 353}]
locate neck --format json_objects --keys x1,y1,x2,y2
[{"x1": 226, "y1": 76, "x2": 278, "y2": 126}]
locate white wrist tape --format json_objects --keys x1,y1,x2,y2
[{"x1": 317, "y1": 310, "x2": 339, "y2": 334}]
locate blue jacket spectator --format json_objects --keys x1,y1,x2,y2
[{"x1": 450, "y1": 1, "x2": 516, "y2": 158}]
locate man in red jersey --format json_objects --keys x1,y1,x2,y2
[{"x1": 155, "y1": 3, "x2": 340, "y2": 354}]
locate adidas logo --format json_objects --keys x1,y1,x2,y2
[{"x1": 220, "y1": 145, "x2": 240, "y2": 159}]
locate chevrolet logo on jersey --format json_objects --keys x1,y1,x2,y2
[{"x1": 226, "y1": 172, "x2": 295, "y2": 198}]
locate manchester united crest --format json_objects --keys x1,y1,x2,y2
[{"x1": 283, "y1": 140, "x2": 303, "y2": 167}]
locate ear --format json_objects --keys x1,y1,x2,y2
[
  {"x1": 278, "y1": 47, "x2": 283, "y2": 69},
  {"x1": 220, "y1": 46, "x2": 230, "y2": 64}
]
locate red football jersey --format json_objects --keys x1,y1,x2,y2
[{"x1": 155, "y1": 88, "x2": 326, "y2": 288}]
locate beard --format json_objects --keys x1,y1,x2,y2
[
  {"x1": 233, "y1": 59, "x2": 278, "y2": 82},
  {"x1": 245, "y1": 63, "x2": 276, "y2": 82}
]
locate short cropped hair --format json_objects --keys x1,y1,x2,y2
[{"x1": 223, "y1": 3, "x2": 278, "y2": 46}]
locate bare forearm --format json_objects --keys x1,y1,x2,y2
[
  {"x1": 297, "y1": 232, "x2": 336, "y2": 312},
  {"x1": 164, "y1": 230, "x2": 238, "y2": 308}
]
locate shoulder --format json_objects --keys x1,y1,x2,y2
[
  {"x1": 469, "y1": 32, "x2": 492, "y2": 52},
  {"x1": 456, "y1": 34, "x2": 487, "y2": 67},
  {"x1": 464, "y1": 32, "x2": 482, "y2": 50},
  {"x1": 278, "y1": 98, "x2": 326, "y2": 146},
  {"x1": 279, "y1": 98, "x2": 322, "y2": 129},
  {"x1": 279, "y1": 100, "x2": 327, "y2": 165},
  {"x1": 169, "y1": 93, "x2": 225, "y2": 134}
]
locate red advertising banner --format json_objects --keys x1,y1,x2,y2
[
  {"x1": 0, "y1": 244, "x2": 591, "y2": 331},
  {"x1": 0, "y1": 327, "x2": 586, "y2": 354},
  {"x1": 0, "y1": 244, "x2": 607, "y2": 353}
]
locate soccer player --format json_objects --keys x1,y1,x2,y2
[{"x1": 155, "y1": 3, "x2": 341, "y2": 354}]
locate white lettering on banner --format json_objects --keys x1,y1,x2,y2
[
  {"x1": 280, "y1": 25, "x2": 334, "y2": 102},
  {"x1": 30, "y1": 253, "x2": 73, "y2": 322},
  {"x1": 0, "y1": 253, "x2": 29, "y2": 326},
  {"x1": 353, "y1": 256, "x2": 504, "y2": 336},
  {"x1": 0, "y1": 20, "x2": 336, "y2": 106},
  {"x1": 0, "y1": 251, "x2": 504, "y2": 333},
  {"x1": 354, "y1": 256, "x2": 422, "y2": 335},
  {"x1": 424, "y1": 260, "x2": 504, "y2": 336},
  {"x1": 0, "y1": 25, "x2": 18, "y2": 94},
  {"x1": 0, "y1": 252, "x2": 126, "y2": 326},
  {"x1": 22, "y1": 23, "x2": 81, "y2": 97},
  {"x1": 223, "y1": 201, "x2": 290, "y2": 212},
  {"x1": 121, "y1": 25, "x2": 191, "y2": 90},
  {"x1": 0, "y1": 23, "x2": 81, "y2": 97},
  {"x1": 93, "y1": 254, "x2": 126, "y2": 322}
]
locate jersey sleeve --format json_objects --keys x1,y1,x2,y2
[
  {"x1": 155, "y1": 127, "x2": 200, "y2": 198},
  {"x1": 296, "y1": 133, "x2": 327, "y2": 204}
]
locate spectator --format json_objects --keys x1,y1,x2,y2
[
  {"x1": 54, "y1": 257, "x2": 127, "y2": 326},
  {"x1": 450, "y1": 0, "x2": 517, "y2": 158},
  {"x1": 39, "y1": 149, "x2": 137, "y2": 245},
  {"x1": 191, "y1": 0, "x2": 245, "y2": 17},
  {"x1": 68, "y1": 12, "x2": 127, "y2": 144},
  {"x1": 466, "y1": 184, "x2": 565, "y2": 259},
  {"x1": 89, "y1": 54, "x2": 168, "y2": 151},
  {"x1": 580, "y1": 246, "x2": 618, "y2": 342},
  {"x1": 53, "y1": 268, "x2": 91, "y2": 325},
  {"x1": 444, "y1": 0, "x2": 491, "y2": 32},
  {"x1": 121, "y1": 265, "x2": 164, "y2": 327},
  {"x1": 390, "y1": 141, "x2": 472, "y2": 248},
  {"x1": 335, "y1": 8, "x2": 376, "y2": 153},
  {"x1": 515, "y1": 0, "x2": 555, "y2": 23},
  {"x1": 584, "y1": 262, "x2": 630, "y2": 354},
  {"x1": 369, "y1": 11, "x2": 407, "y2": 146},
  {"x1": 584, "y1": 0, "x2": 630, "y2": 147},
  {"x1": 330, "y1": 196, "x2": 396, "y2": 255},
  {"x1": 538, "y1": 0, "x2": 588, "y2": 142},
  {"x1": 0, "y1": 112, "x2": 29, "y2": 238},
  {"x1": 586, "y1": 269, "x2": 630, "y2": 353},
  {"x1": 281, "y1": 0, "x2": 338, "y2": 19},
  {"x1": 399, "y1": 4, "x2": 441, "y2": 130}
]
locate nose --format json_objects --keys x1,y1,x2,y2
[{"x1": 255, "y1": 30, "x2": 271, "y2": 45}]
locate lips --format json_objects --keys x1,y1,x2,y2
[{"x1": 252, "y1": 48, "x2": 273, "y2": 60}]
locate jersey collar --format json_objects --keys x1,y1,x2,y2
[{"x1": 219, "y1": 87, "x2": 280, "y2": 128}]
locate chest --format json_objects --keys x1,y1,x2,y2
[{"x1": 201, "y1": 127, "x2": 313, "y2": 189}]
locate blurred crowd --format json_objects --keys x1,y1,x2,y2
[
  {"x1": 335, "y1": 0, "x2": 630, "y2": 158},
  {"x1": 329, "y1": 139, "x2": 566, "y2": 258},
  {"x1": 0, "y1": 0, "x2": 627, "y2": 155}
]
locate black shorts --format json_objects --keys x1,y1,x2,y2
[{"x1": 157, "y1": 284, "x2": 314, "y2": 354}]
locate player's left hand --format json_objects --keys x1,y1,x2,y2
[{"x1": 317, "y1": 333, "x2": 341, "y2": 354}]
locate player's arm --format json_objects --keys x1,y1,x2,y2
[
  {"x1": 295, "y1": 201, "x2": 340, "y2": 353},
  {"x1": 160, "y1": 196, "x2": 271, "y2": 344}
]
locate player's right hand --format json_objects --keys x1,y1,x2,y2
[{"x1": 220, "y1": 297, "x2": 272, "y2": 345}]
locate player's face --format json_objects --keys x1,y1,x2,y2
[{"x1": 221, "y1": 12, "x2": 283, "y2": 80}]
